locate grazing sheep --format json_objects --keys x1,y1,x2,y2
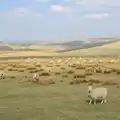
[
  {"x1": 26, "y1": 58, "x2": 31, "y2": 63},
  {"x1": 67, "y1": 57, "x2": 71, "y2": 60},
  {"x1": 49, "y1": 60, "x2": 54, "y2": 64},
  {"x1": 33, "y1": 73, "x2": 39, "y2": 83},
  {"x1": 88, "y1": 84, "x2": 107, "y2": 105},
  {"x1": 52, "y1": 57, "x2": 56, "y2": 60},
  {"x1": 57, "y1": 59, "x2": 62, "y2": 63},
  {"x1": 64, "y1": 60, "x2": 68, "y2": 64},
  {"x1": 0, "y1": 72, "x2": 5, "y2": 79}
]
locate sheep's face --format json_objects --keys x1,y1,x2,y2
[
  {"x1": 0, "y1": 73, "x2": 4, "y2": 77},
  {"x1": 88, "y1": 85, "x2": 92, "y2": 92}
]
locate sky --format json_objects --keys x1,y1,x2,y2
[{"x1": 0, "y1": 0, "x2": 120, "y2": 42}]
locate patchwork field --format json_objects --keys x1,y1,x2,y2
[{"x1": 0, "y1": 57, "x2": 120, "y2": 120}]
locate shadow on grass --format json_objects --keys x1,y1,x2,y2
[{"x1": 85, "y1": 99, "x2": 103, "y2": 104}]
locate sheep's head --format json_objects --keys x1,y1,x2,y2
[{"x1": 88, "y1": 83, "x2": 93, "y2": 93}]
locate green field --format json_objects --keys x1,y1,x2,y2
[
  {"x1": 0, "y1": 58, "x2": 120, "y2": 120},
  {"x1": 0, "y1": 79, "x2": 120, "y2": 120}
]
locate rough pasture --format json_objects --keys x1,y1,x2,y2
[{"x1": 1, "y1": 57, "x2": 120, "y2": 120}]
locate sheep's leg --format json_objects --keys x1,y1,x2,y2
[
  {"x1": 101, "y1": 100, "x2": 104, "y2": 104},
  {"x1": 94, "y1": 100, "x2": 96, "y2": 105},
  {"x1": 89, "y1": 99, "x2": 92, "y2": 104},
  {"x1": 101, "y1": 99, "x2": 107, "y2": 104},
  {"x1": 103, "y1": 99, "x2": 107, "y2": 103}
]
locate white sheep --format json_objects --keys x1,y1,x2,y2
[
  {"x1": 49, "y1": 60, "x2": 54, "y2": 64},
  {"x1": 88, "y1": 84, "x2": 107, "y2": 105},
  {"x1": 57, "y1": 59, "x2": 62, "y2": 63},
  {"x1": 33, "y1": 73, "x2": 39, "y2": 82},
  {"x1": 52, "y1": 57, "x2": 56, "y2": 60},
  {"x1": 26, "y1": 58, "x2": 31, "y2": 63},
  {"x1": 0, "y1": 72, "x2": 5, "y2": 79},
  {"x1": 64, "y1": 60, "x2": 68, "y2": 64},
  {"x1": 67, "y1": 57, "x2": 71, "y2": 60}
]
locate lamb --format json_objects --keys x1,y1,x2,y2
[{"x1": 88, "y1": 84, "x2": 108, "y2": 105}]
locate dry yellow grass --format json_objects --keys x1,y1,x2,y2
[
  {"x1": 0, "y1": 51, "x2": 58, "y2": 57},
  {"x1": 95, "y1": 41, "x2": 120, "y2": 49},
  {"x1": 29, "y1": 45, "x2": 68, "y2": 51}
]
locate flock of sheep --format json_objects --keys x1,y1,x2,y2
[
  {"x1": 1, "y1": 56, "x2": 120, "y2": 105},
  {"x1": 31, "y1": 56, "x2": 117, "y2": 105}
]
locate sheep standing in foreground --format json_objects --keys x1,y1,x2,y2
[{"x1": 88, "y1": 84, "x2": 108, "y2": 105}]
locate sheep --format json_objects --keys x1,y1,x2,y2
[
  {"x1": 72, "y1": 57, "x2": 76, "y2": 60},
  {"x1": 52, "y1": 57, "x2": 56, "y2": 60},
  {"x1": 33, "y1": 73, "x2": 39, "y2": 83},
  {"x1": 88, "y1": 84, "x2": 107, "y2": 105},
  {"x1": 0, "y1": 72, "x2": 5, "y2": 79},
  {"x1": 79, "y1": 57, "x2": 82, "y2": 60},
  {"x1": 57, "y1": 59, "x2": 62, "y2": 63},
  {"x1": 64, "y1": 60, "x2": 68, "y2": 64},
  {"x1": 67, "y1": 57, "x2": 71, "y2": 60},
  {"x1": 49, "y1": 60, "x2": 54, "y2": 64},
  {"x1": 98, "y1": 60, "x2": 103, "y2": 64},
  {"x1": 25, "y1": 58, "x2": 31, "y2": 63}
]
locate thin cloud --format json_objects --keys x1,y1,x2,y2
[
  {"x1": 50, "y1": 5, "x2": 66, "y2": 12},
  {"x1": 84, "y1": 13, "x2": 109, "y2": 20},
  {"x1": 64, "y1": 0, "x2": 120, "y2": 11},
  {"x1": 0, "y1": 8, "x2": 41, "y2": 17}
]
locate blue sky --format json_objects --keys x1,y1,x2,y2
[{"x1": 0, "y1": 0, "x2": 120, "y2": 42}]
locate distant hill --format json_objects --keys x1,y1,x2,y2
[
  {"x1": 55, "y1": 38, "x2": 120, "y2": 52},
  {"x1": 96, "y1": 41, "x2": 120, "y2": 49},
  {"x1": 62, "y1": 40, "x2": 120, "y2": 56},
  {"x1": 0, "y1": 45, "x2": 13, "y2": 51},
  {"x1": 0, "y1": 38, "x2": 120, "y2": 52}
]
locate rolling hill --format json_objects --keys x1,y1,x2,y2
[
  {"x1": 55, "y1": 38, "x2": 120, "y2": 52},
  {"x1": 0, "y1": 45, "x2": 13, "y2": 51},
  {"x1": 0, "y1": 42, "x2": 13, "y2": 51},
  {"x1": 62, "y1": 40, "x2": 120, "y2": 56},
  {"x1": 0, "y1": 37, "x2": 120, "y2": 53},
  {"x1": 96, "y1": 41, "x2": 120, "y2": 49}
]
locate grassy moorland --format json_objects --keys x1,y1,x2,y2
[{"x1": 0, "y1": 57, "x2": 120, "y2": 120}]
